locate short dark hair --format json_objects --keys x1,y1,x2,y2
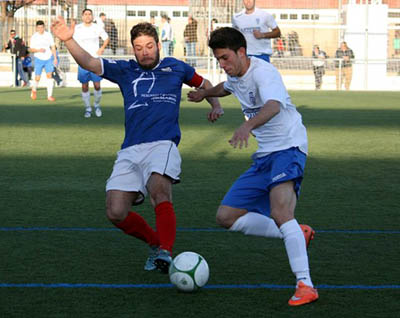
[
  {"x1": 130, "y1": 22, "x2": 159, "y2": 45},
  {"x1": 82, "y1": 8, "x2": 93, "y2": 15},
  {"x1": 10, "y1": 29, "x2": 16, "y2": 34},
  {"x1": 99, "y1": 12, "x2": 106, "y2": 17},
  {"x1": 36, "y1": 20, "x2": 45, "y2": 26},
  {"x1": 209, "y1": 27, "x2": 246, "y2": 52}
]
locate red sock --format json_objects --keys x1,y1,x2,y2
[
  {"x1": 155, "y1": 201, "x2": 176, "y2": 253},
  {"x1": 116, "y1": 212, "x2": 159, "y2": 247}
]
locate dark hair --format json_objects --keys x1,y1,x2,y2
[
  {"x1": 130, "y1": 22, "x2": 159, "y2": 44},
  {"x1": 209, "y1": 27, "x2": 246, "y2": 52},
  {"x1": 10, "y1": 29, "x2": 16, "y2": 34},
  {"x1": 82, "y1": 8, "x2": 93, "y2": 15},
  {"x1": 36, "y1": 20, "x2": 45, "y2": 26},
  {"x1": 99, "y1": 12, "x2": 106, "y2": 17}
]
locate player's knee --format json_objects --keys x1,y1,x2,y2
[
  {"x1": 216, "y1": 207, "x2": 234, "y2": 229},
  {"x1": 106, "y1": 200, "x2": 126, "y2": 224}
]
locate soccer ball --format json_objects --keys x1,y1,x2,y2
[{"x1": 169, "y1": 251, "x2": 209, "y2": 292}]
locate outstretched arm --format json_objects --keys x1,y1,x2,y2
[
  {"x1": 200, "y1": 79, "x2": 224, "y2": 122},
  {"x1": 51, "y1": 16, "x2": 102, "y2": 75}
]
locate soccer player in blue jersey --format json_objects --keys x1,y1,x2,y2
[
  {"x1": 188, "y1": 27, "x2": 318, "y2": 306},
  {"x1": 51, "y1": 17, "x2": 223, "y2": 274}
]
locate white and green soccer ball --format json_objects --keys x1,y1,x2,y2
[{"x1": 169, "y1": 251, "x2": 209, "y2": 292}]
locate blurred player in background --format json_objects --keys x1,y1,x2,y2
[
  {"x1": 188, "y1": 27, "x2": 318, "y2": 306},
  {"x1": 29, "y1": 20, "x2": 57, "y2": 101},
  {"x1": 73, "y1": 8, "x2": 109, "y2": 118},
  {"x1": 233, "y1": 0, "x2": 280, "y2": 63},
  {"x1": 51, "y1": 17, "x2": 223, "y2": 273}
]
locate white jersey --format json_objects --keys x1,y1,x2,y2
[
  {"x1": 223, "y1": 57, "x2": 308, "y2": 158},
  {"x1": 232, "y1": 8, "x2": 278, "y2": 55},
  {"x1": 161, "y1": 22, "x2": 173, "y2": 41},
  {"x1": 30, "y1": 31, "x2": 55, "y2": 60},
  {"x1": 73, "y1": 23, "x2": 109, "y2": 58}
]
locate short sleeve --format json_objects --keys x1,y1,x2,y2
[
  {"x1": 254, "y1": 68, "x2": 286, "y2": 108},
  {"x1": 101, "y1": 58, "x2": 126, "y2": 83}
]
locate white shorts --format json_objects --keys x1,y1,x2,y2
[{"x1": 105, "y1": 140, "x2": 182, "y2": 205}]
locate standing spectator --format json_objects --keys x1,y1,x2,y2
[
  {"x1": 393, "y1": 30, "x2": 400, "y2": 56},
  {"x1": 29, "y1": 20, "x2": 57, "y2": 101},
  {"x1": 312, "y1": 45, "x2": 327, "y2": 90},
  {"x1": 22, "y1": 52, "x2": 33, "y2": 82},
  {"x1": 335, "y1": 41, "x2": 355, "y2": 90},
  {"x1": 3, "y1": 29, "x2": 29, "y2": 87},
  {"x1": 73, "y1": 8, "x2": 109, "y2": 118},
  {"x1": 183, "y1": 15, "x2": 198, "y2": 67},
  {"x1": 161, "y1": 15, "x2": 173, "y2": 57},
  {"x1": 232, "y1": 0, "x2": 281, "y2": 63},
  {"x1": 150, "y1": 16, "x2": 159, "y2": 35},
  {"x1": 96, "y1": 12, "x2": 106, "y2": 30},
  {"x1": 105, "y1": 19, "x2": 119, "y2": 55}
]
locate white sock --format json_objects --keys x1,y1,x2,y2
[
  {"x1": 229, "y1": 212, "x2": 283, "y2": 238},
  {"x1": 93, "y1": 89, "x2": 102, "y2": 108},
  {"x1": 32, "y1": 81, "x2": 38, "y2": 92},
  {"x1": 280, "y1": 219, "x2": 313, "y2": 287},
  {"x1": 82, "y1": 91, "x2": 91, "y2": 109},
  {"x1": 46, "y1": 78, "x2": 54, "y2": 97}
]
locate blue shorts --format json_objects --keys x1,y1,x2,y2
[
  {"x1": 34, "y1": 57, "x2": 54, "y2": 75},
  {"x1": 249, "y1": 54, "x2": 270, "y2": 63},
  {"x1": 78, "y1": 66, "x2": 103, "y2": 83},
  {"x1": 221, "y1": 147, "x2": 306, "y2": 217}
]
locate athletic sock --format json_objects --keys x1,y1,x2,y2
[
  {"x1": 46, "y1": 78, "x2": 54, "y2": 97},
  {"x1": 116, "y1": 211, "x2": 159, "y2": 246},
  {"x1": 229, "y1": 212, "x2": 283, "y2": 238},
  {"x1": 155, "y1": 201, "x2": 176, "y2": 253},
  {"x1": 280, "y1": 219, "x2": 313, "y2": 287},
  {"x1": 32, "y1": 81, "x2": 38, "y2": 92},
  {"x1": 81, "y1": 91, "x2": 91, "y2": 108},
  {"x1": 93, "y1": 89, "x2": 102, "y2": 107}
]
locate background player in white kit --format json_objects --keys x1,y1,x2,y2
[
  {"x1": 232, "y1": 0, "x2": 280, "y2": 63},
  {"x1": 188, "y1": 27, "x2": 318, "y2": 306},
  {"x1": 29, "y1": 20, "x2": 57, "y2": 101},
  {"x1": 73, "y1": 8, "x2": 109, "y2": 118}
]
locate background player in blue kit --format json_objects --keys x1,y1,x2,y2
[
  {"x1": 51, "y1": 17, "x2": 223, "y2": 273},
  {"x1": 188, "y1": 27, "x2": 318, "y2": 306}
]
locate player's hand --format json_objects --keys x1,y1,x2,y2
[
  {"x1": 229, "y1": 122, "x2": 252, "y2": 149},
  {"x1": 207, "y1": 106, "x2": 224, "y2": 123},
  {"x1": 253, "y1": 30, "x2": 264, "y2": 39},
  {"x1": 187, "y1": 89, "x2": 206, "y2": 102},
  {"x1": 51, "y1": 16, "x2": 75, "y2": 42}
]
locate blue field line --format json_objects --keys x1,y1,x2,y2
[
  {"x1": 0, "y1": 227, "x2": 399, "y2": 234},
  {"x1": 0, "y1": 283, "x2": 399, "y2": 290}
]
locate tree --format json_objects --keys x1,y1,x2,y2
[{"x1": 1, "y1": 0, "x2": 36, "y2": 50}]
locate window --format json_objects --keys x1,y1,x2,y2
[
  {"x1": 138, "y1": 10, "x2": 146, "y2": 17},
  {"x1": 311, "y1": 14, "x2": 319, "y2": 20},
  {"x1": 150, "y1": 11, "x2": 158, "y2": 17},
  {"x1": 290, "y1": 14, "x2": 298, "y2": 20},
  {"x1": 280, "y1": 14, "x2": 288, "y2": 20},
  {"x1": 173, "y1": 11, "x2": 181, "y2": 17},
  {"x1": 302, "y1": 14, "x2": 310, "y2": 20},
  {"x1": 389, "y1": 12, "x2": 400, "y2": 18},
  {"x1": 127, "y1": 10, "x2": 136, "y2": 17},
  {"x1": 183, "y1": 11, "x2": 189, "y2": 17}
]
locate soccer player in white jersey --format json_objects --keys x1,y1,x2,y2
[
  {"x1": 232, "y1": 0, "x2": 281, "y2": 62},
  {"x1": 29, "y1": 20, "x2": 57, "y2": 101},
  {"x1": 188, "y1": 27, "x2": 318, "y2": 306},
  {"x1": 51, "y1": 17, "x2": 223, "y2": 273},
  {"x1": 73, "y1": 8, "x2": 109, "y2": 118}
]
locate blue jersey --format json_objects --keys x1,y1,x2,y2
[{"x1": 101, "y1": 57, "x2": 199, "y2": 149}]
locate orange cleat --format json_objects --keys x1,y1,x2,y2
[
  {"x1": 300, "y1": 224, "x2": 315, "y2": 248},
  {"x1": 288, "y1": 281, "x2": 319, "y2": 306},
  {"x1": 47, "y1": 96, "x2": 56, "y2": 102},
  {"x1": 30, "y1": 90, "x2": 37, "y2": 100}
]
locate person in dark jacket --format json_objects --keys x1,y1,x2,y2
[
  {"x1": 3, "y1": 29, "x2": 29, "y2": 86},
  {"x1": 335, "y1": 41, "x2": 355, "y2": 90}
]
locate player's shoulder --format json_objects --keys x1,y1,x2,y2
[{"x1": 250, "y1": 57, "x2": 278, "y2": 77}]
